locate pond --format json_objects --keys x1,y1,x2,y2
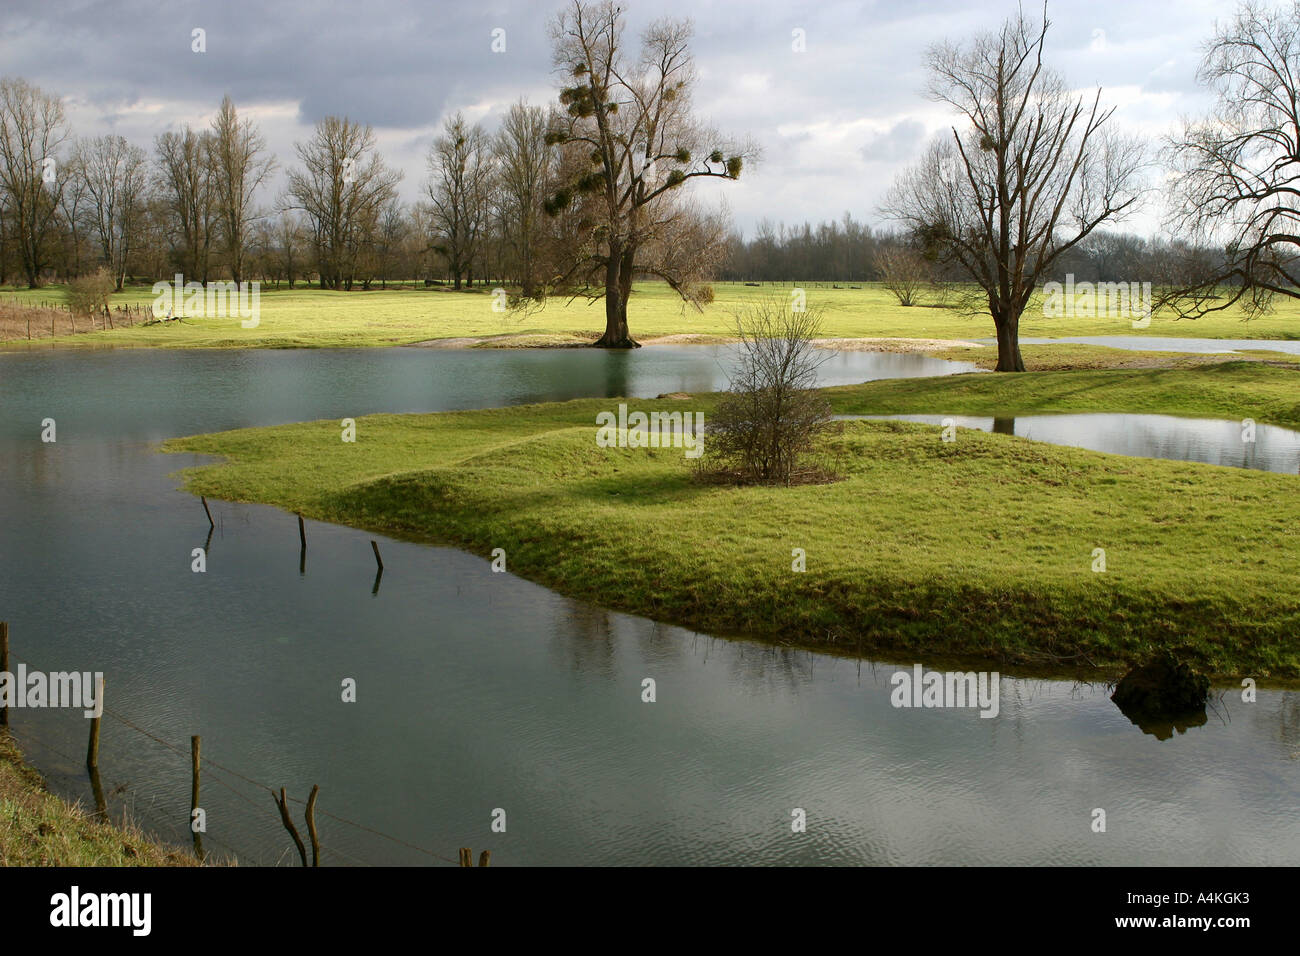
[
  {"x1": 0, "y1": 345, "x2": 1296, "y2": 866},
  {"x1": 838, "y1": 413, "x2": 1300, "y2": 473}
]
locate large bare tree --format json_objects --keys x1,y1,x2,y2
[
  {"x1": 544, "y1": 0, "x2": 750, "y2": 347},
  {"x1": 155, "y1": 126, "x2": 215, "y2": 282},
  {"x1": 425, "y1": 113, "x2": 492, "y2": 289},
  {"x1": 1165, "y1": 0, "x2": 1300, "y2": 317},
  {"x1": 882, "y1": 6, "x2": 1145, "y2": 371},
  {"x1": 208, "y1": 96, "x2": 274, "y2": 285},
  {"x1": 0, "y1": 77, "x2": 68, "y2": 288},
  {"x1": 284, "y1": 115, "x2": 402, "y2": 290},
  {"x1": 493, "y1": 100, "x2": 552, "y2": 298}
]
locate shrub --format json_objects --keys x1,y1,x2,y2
[
  {"x1": 66, "y1": 269, "x2": 115, "y2": 317},
  {"x1": 707, "y1": 298, "x2": 833, "y2": 484}
]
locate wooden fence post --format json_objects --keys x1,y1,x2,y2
[
  {"x1": 88, "y1": 764, "x2": 107, "y2": 820},
  {"x1": 191, "y1": 735, "x2": 204, "y2": 861},
  {"x1": 273, "y1": 787, "x2": 309, "y2": 867},
  {"x1": 305, "y1": 785, "x2": 320, "y2": 867},
  {"x1": 1, "y1": 622, "x2": 8, "y2": 728},
  {"x1": 86, "y1": 675, "x2": 104, "y2": 769}
]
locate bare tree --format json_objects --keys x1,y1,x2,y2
[
  {"x1": 708, "y1": 299, "x2": 833, "y2": 484},
  {"x1": 373, "y1": 197, "x2": 408, "y2": 289},
  {"x1": 544, "y1": 0, "x2": 752, "y2": 347},
  {"x1": 0, "y1": 77, "x2": 68, "y2": 288},
  {"x1": 1165, "y1": 0, "x2": 1300, "y2": 317},
  {"x1": 56, "y1": 150, "x2": 89, "y2": 277},
  {"x1": 426, "y1": 113, "x2": 492, "y2": 290},
  {"x1": 274, "y1": 211, "x2": 306, "y2": 288},
  {"x1": 208, "y1": 96, "x2": 274, "y2": 284},
  {"x1": 874, "y1": 245, "x2": 930, "y2": 306},
  {"x1": 284, "y1": 116, "x2": 402, "y2": 290},
  {"x1": 155, "y1": 126, "x2": 215, "y2": 282},
  {"x1": 493, "y1": 100, "x2": 552, "y2": 298},
  {"x1": 74, "y1": 135, "x2": 149, "y2": 290},
  {"x1": 881, "y1": 5, "x2": 1146, "y2": 370}
]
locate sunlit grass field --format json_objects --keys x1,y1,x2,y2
[{"x1": 6, "y1": 280, "x2": 1300, "y2": 348}]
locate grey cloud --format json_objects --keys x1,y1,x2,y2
[
  {"x1": 0, "y1": 0, "x2": 1245, "y2": 236},
  {"x1": 860, "y1": 119, "x2": 926, "y2": 163}
]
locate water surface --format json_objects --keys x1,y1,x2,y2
[
  {"x1": 0, "y1": 346, "x2": 1296, "y2": 866},
  {"x1": 839, "y1": 413, "x2": 1300, "y2": 473}
]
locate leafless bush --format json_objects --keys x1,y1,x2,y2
[
  {"x1": 707, "y1": 298, "x2": 834, "y2": 484},
  {"x1": 67, "y1": 269, "x2": 114, "y2": 317},
  {"x1": 874, "y1": 246, "x2": 930, "y2": 306}
]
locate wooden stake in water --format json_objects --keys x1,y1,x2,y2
[
  {"x1": 273, "y1": 787, "x2": 309, "y2": 867},
  {"x1": 191, "y1": 735, "x2": 205, "y2": 861},
  {"x1": 86, "y1": 675, "x2": 104, "y2": 769},
  {"x1": 0, "y1": 621, "x2": 9, "y2": 729},
  {"x1": 305, "y1": 784, "x2": 321, "y2": 867}
]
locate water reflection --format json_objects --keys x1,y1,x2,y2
[{"x1": 841, "y1": 413, "x2": 1300, "y2": 473}]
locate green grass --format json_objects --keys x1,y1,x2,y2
[
  {"x1": 0, "y1": 732, "x2": 197, "y2": 866},
  {"x1": 6, "y1": 280, "x2": 1300, "y2": 349},
  {"x1": 163, "y1": 361, "x2": 1300, "y2": 679}
]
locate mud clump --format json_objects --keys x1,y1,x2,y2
[{"x1": 1112, "y1": 651, "x2": 1210, "y2": 720}]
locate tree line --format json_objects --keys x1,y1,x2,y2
[
  {"x1": 718, "y1": 214, "x2": 1216, "y2": 288},
  {"x1": 0, "y1": 82, "x2": 573, "y2": 294}
]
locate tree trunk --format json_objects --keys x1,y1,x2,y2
[
  {"x1": 993, "y1": 312, "x2": 1025, "y2": 372},
  {"x1": 593, "y1": 244, "x2": 639, "y2": 348}
]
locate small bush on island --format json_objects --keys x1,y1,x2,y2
[{"x1": 704, "y1": 298, "x2": 836, "y2": 485}]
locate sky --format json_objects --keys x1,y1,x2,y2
[{"x1": 0, "y1": 0, "x2": 1242, "y2": 238}]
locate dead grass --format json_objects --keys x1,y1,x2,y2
[{"x1": 0, "y1": 731, "x2": 203, "y2": 867}]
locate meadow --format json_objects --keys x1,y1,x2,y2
[{"x1": 5, "y1": 280, "x2": 1300, "y2": 349}]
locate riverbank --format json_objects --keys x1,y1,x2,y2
[
  {"x1": 7, "y1": 281, "x2": 1300, "y2": 351},
  {"x1": 0, "y1": 732, "x2": 196, "y2": 866},
  {"x1": 163, "y1": 361, "x2": 1300, "y2": 680}
]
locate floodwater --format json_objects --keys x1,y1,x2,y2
[{"x1": 0, "y1": 345, "x2": 1296, "y2": 866}]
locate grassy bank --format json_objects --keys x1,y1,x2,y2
[
  {"x1": 6, "y1": 280, "x2": 1300, "y2": 349},
  {"x1": 164, "y1": 362, "x2": 1300, "y2": 679},
  {"x1": 0, "y1": 732, "x2": 195, "y2": 866},
  {"x1": 829, "y1": 359, "x2": 1300, "y2": 426}
]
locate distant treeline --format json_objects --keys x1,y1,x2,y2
[{"x1": 720, "y1": 214, "x2": 1228, "y2": 286}]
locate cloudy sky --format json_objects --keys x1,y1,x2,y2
[{"x1": 0, "y1": 0, "x2": 1241, "y2": 237}]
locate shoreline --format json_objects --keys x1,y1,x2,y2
[{"x1": 0, "y1": 730, "x2": 198, "y2": 866}]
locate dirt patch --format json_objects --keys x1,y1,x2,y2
[
  {"x1": 640, "y1": 333, "x2": 737, "y2": 346},
  {"x1": 410, "y1": 331, "x2": 600, "y2": 349},
  {"x1": 813, "y1": 337, "x2": 985, "y2": 353}
]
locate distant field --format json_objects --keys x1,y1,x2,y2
[{"x1": 3, "y1": 280, "x2": 1299, "y2": 348}]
